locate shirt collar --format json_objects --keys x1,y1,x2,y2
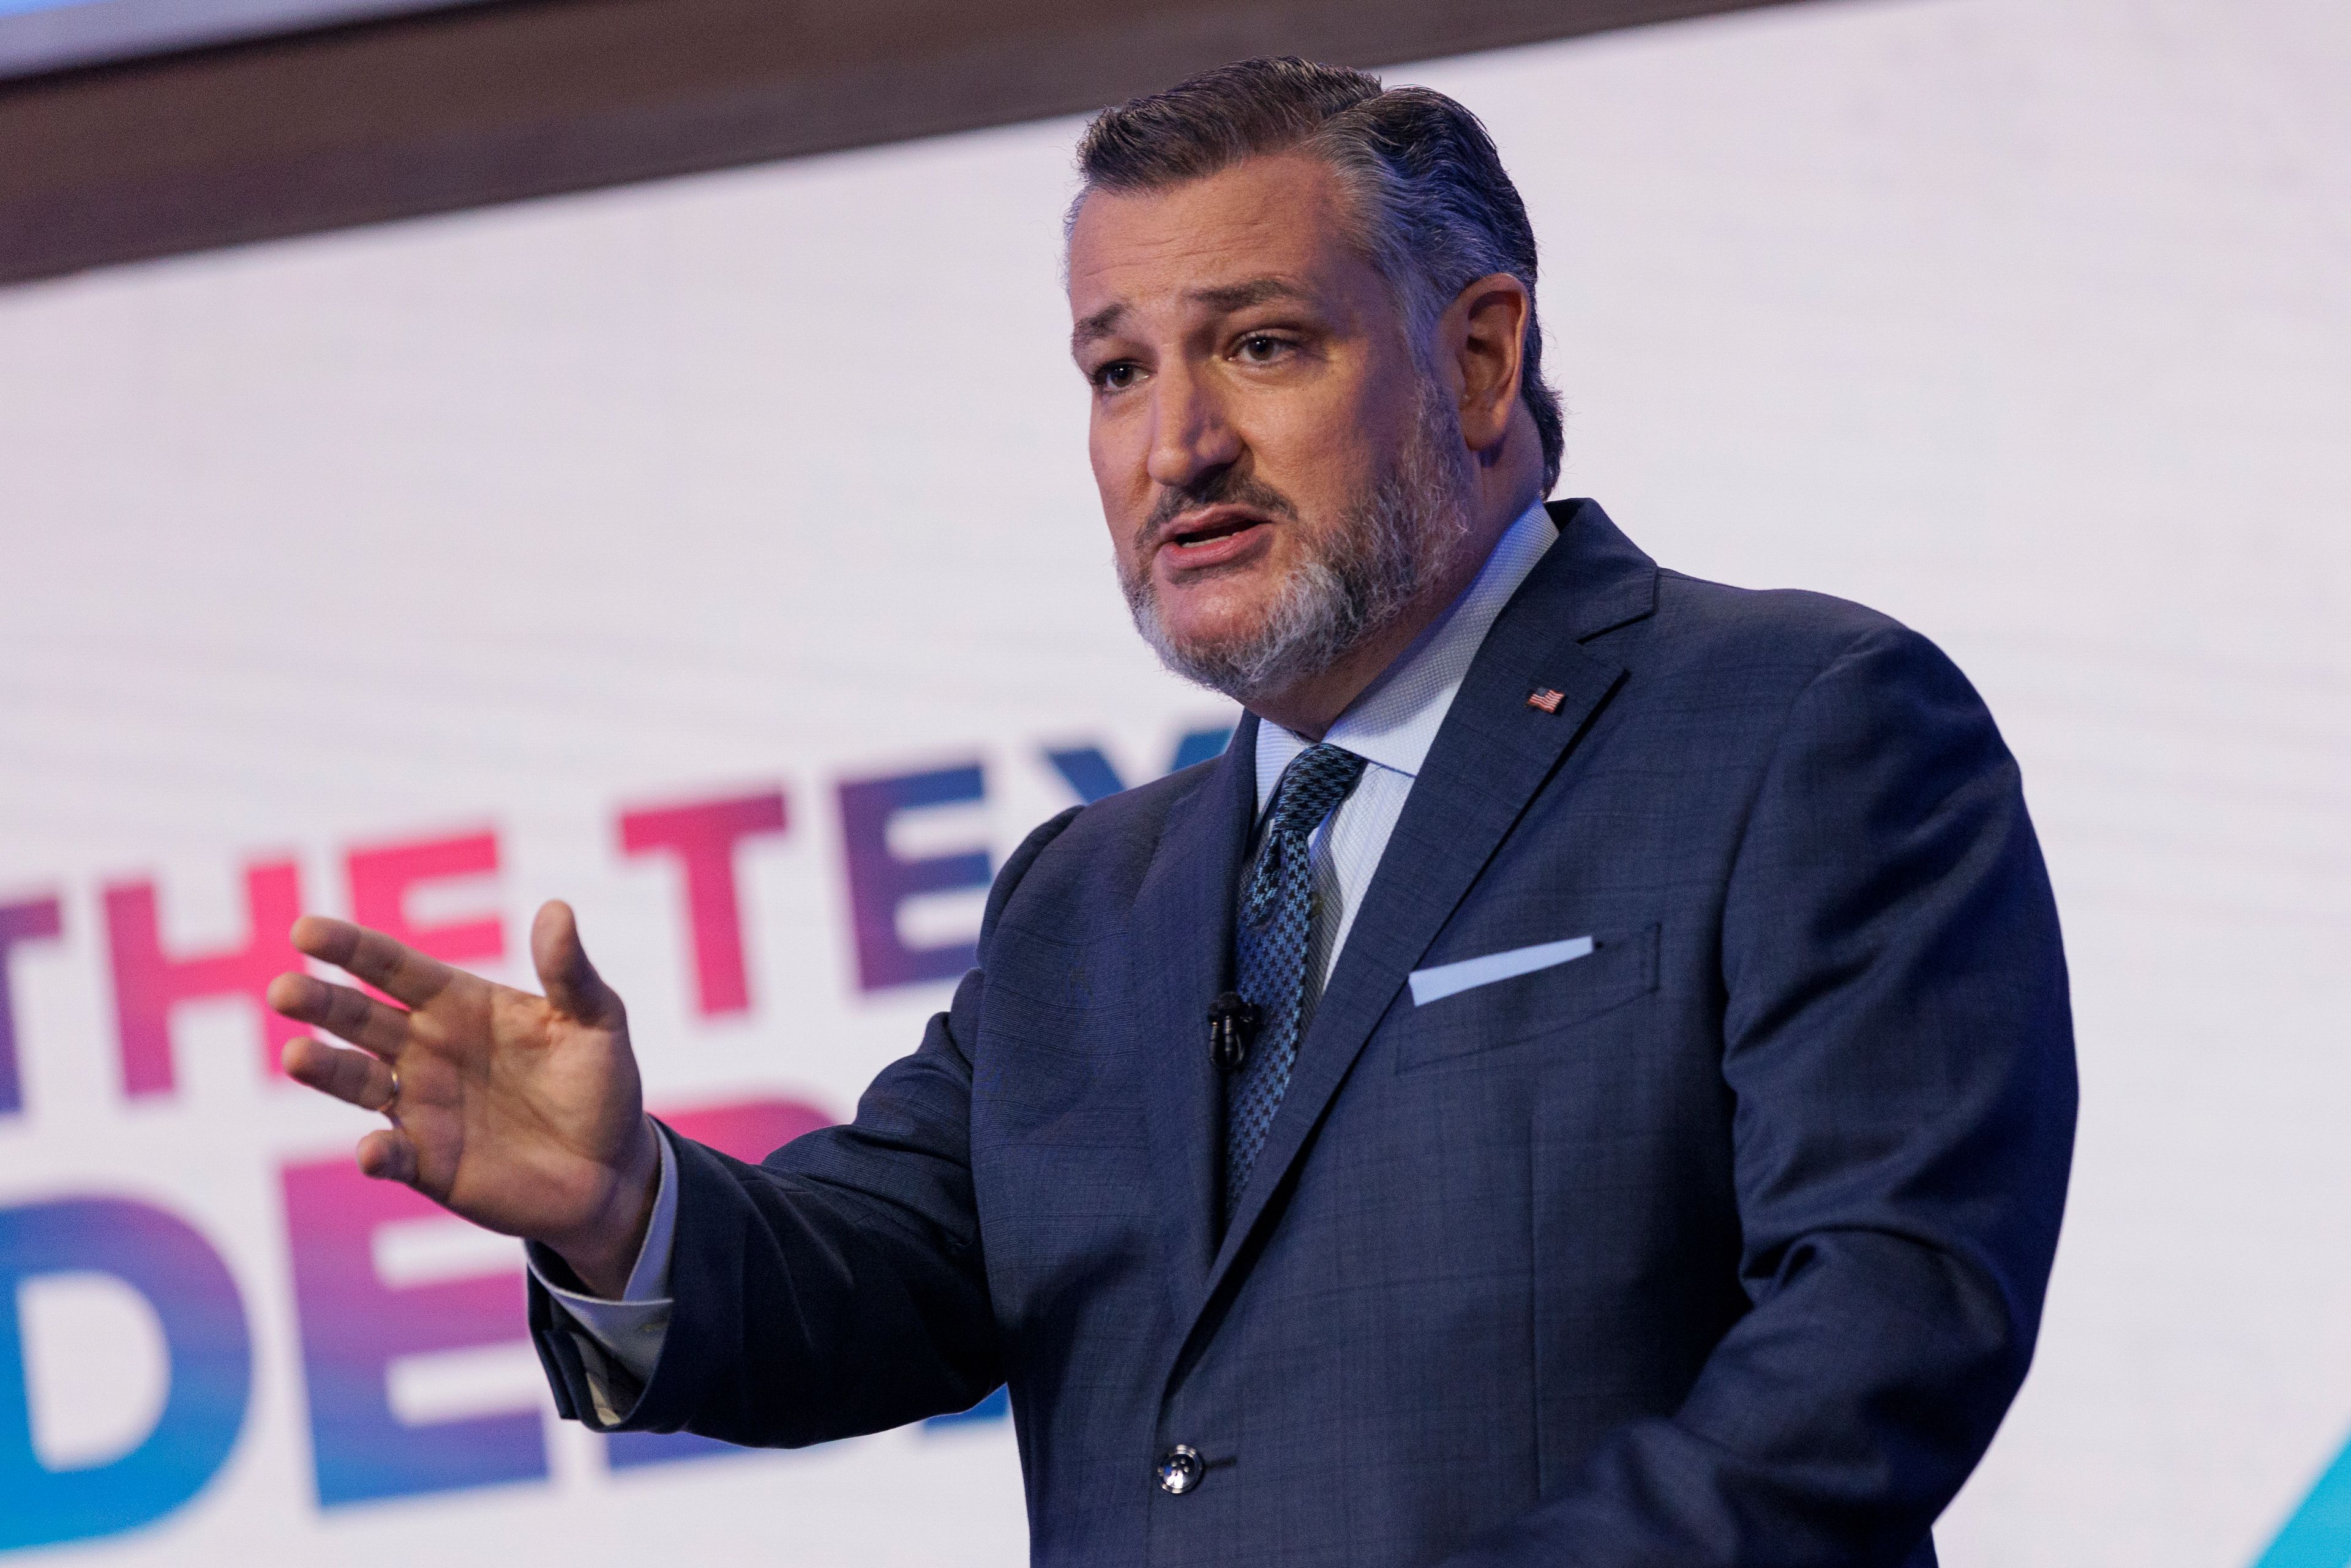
[{"x1": 1254, "y1": 496, "x2": 1559, "y2": 815}]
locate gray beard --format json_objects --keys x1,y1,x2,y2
[{"x1": 1120, "y1": 382, "x2": 1472, "y2": 707}]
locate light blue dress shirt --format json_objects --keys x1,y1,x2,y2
[
  {"x1": 526, "y1": 1122, "x2": 679, "y2": 1414},
  {"x1": 534, "y1": 497, "x2": 1560, "y2": 1398}
]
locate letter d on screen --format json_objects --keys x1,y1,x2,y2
[{"x1": 0, "y1": 1196, "x2": 252, "y2": 1550}]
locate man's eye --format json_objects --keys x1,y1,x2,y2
[
  {"x1": 1093, "y1": 362, "x2": 1142, "y2": 392},
  {"x1": 1237, "y1": 334, "x2": 1290, "y2": 364}
]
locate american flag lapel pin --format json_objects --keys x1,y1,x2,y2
[{"x1": 1526, "y1": 687, "x2": 1565, "y2": 714}]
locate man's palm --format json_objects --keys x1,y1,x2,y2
[{"x1": 268, "y1": 901, "x2": 659, "y2": 1291}]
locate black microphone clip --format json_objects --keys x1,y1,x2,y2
[{"x1": 1208, "y1": 991, "x2": 1261, "y2": 1073}]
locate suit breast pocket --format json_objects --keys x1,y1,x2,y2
[{"x1": 1394, "y1": 923, "x2": 1659, "y2": 1073}]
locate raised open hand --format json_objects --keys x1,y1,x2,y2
[{"x1": 268, "y1": 899, "x2": 659, "y2": 1296}]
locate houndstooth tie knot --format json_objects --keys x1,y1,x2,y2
[
  {"x1": 1241, "y1": 744, "x2": 1367, "y2": 928},
  {"x1": 1224, "y1": 742, "x2": 1367, "y2": 1218}
]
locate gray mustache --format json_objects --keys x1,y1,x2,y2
[{"x1": 1142, "y1": 473, "x2": 1299, "y2": 550}]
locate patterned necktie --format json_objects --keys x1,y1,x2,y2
[{"x1": 1224, "y1": 741, "x2": 1368, "y2": 1218}]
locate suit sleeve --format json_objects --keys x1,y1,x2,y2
[
  {"x1": 1443, "y1": 623, "x2": 2077, "y2": 1567},
  {"x1": 529, "y1": 805, "x2": 1085, "y2": 1446}
]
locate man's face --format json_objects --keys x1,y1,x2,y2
[{"x1": 1067, "y1": 153, "x2": 1466, "y2": 702}]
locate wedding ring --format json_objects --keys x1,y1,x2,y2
[{"x1": 383, "y1": 1067, "x2": 401, "y2": 1117}]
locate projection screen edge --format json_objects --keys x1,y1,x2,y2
[{"x1": 0, "y1": 0, "x2": 1823, "y2": 288}]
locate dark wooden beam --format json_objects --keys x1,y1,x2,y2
[{"x1": 0, "y1": 0, "x2": 1804, "y2": 287}]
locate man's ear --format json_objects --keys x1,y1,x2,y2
[{"x1": 1444, "y1": 272, "x2": 1531, "y2": 457}]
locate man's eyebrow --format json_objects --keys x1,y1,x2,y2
[
  {"x1": 1071, "y1": 303, "x2": 1126, "y2": 355},
  {"x1": 1188, "y1": 277, "x2": 1313, "y2": 313},
  {"x1": 1068, "y1": 277, "x2": 1315, "y2": 357}
]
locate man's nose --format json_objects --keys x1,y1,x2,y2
[{"x1": 1144, "y1": 364, "x2": 1242, "y2": 490}]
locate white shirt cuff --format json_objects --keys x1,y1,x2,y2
[{"x1": 527, "y1": 1124, "x2": 678, "y2": 1399}]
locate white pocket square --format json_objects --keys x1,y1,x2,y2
[{"x1": 1409, "y1": 936, "x2": 1595, "y2": 1007}]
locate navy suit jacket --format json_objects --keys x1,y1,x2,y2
[{"x1": 533, "y1": 500, "x2": 2077, "y2": 1567}]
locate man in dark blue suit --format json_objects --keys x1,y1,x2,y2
[{"x1": 270, "y1": 58, "x2": 2074, "y2": 1567}]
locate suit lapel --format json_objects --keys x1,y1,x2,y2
[
  {"x1": 1193, "y1": 500, "x2": 1657, "y2": 1310},
  {"x1": 1130, "y1": 714, "x2": 1258, "y2": 1313}
]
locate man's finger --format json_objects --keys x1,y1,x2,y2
[
  {"x1": 355, "y1": 1127, "x2": 419, "y2": 1185},
  {"x1": 283, "y1": 1037, "x2": 398, "y2": 1111},
  {"x1": 531, "y1": 901, "x2": 622, "y2": 1026},
  {"x1": 290, "y1": 915, "x2": 459, "y2": 1009},
  {"x1": 267, "y1": 972, "x2": 409, "y2": 1057}
]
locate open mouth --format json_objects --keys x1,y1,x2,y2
[{"x1": 1161, "y1": 506, "x2": 1272, "y2": 557}]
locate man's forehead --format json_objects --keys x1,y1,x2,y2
[
  {"x1": 1064, "y1": 157, "x2": 1368, "y2": 347},
  {"x1": 1070, "y1": 156, "x2": 1349, "y2": 264}
]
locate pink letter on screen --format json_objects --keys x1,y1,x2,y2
[
  {"x1": 105, "y1": 861, "x2": 304, "y2": 1098},
  {"x1": 280, "y1": 1157, "x2": 544, "y2": 1506},
  {"x1": 346, "y1": 830, "x2": 504, "y2": 1002},
  {"x1": 0, "y1": 896, "x2": 63, "y2": 1116},
  {"x1": 618, "y1": 791, "x2": 789, "y2": 1017}
]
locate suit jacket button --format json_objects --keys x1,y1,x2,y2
[{"x1": 1157, "y1": 1445, "x2": 1204, "y2": 1495}]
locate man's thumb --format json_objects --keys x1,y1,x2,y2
[{"x1": 532, "y1": 900, "x2": 621, "y2": 1024}]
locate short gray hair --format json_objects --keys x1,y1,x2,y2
[{"x1": 1073, "y1": 56, "x2": 1564, "y2": 493}]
